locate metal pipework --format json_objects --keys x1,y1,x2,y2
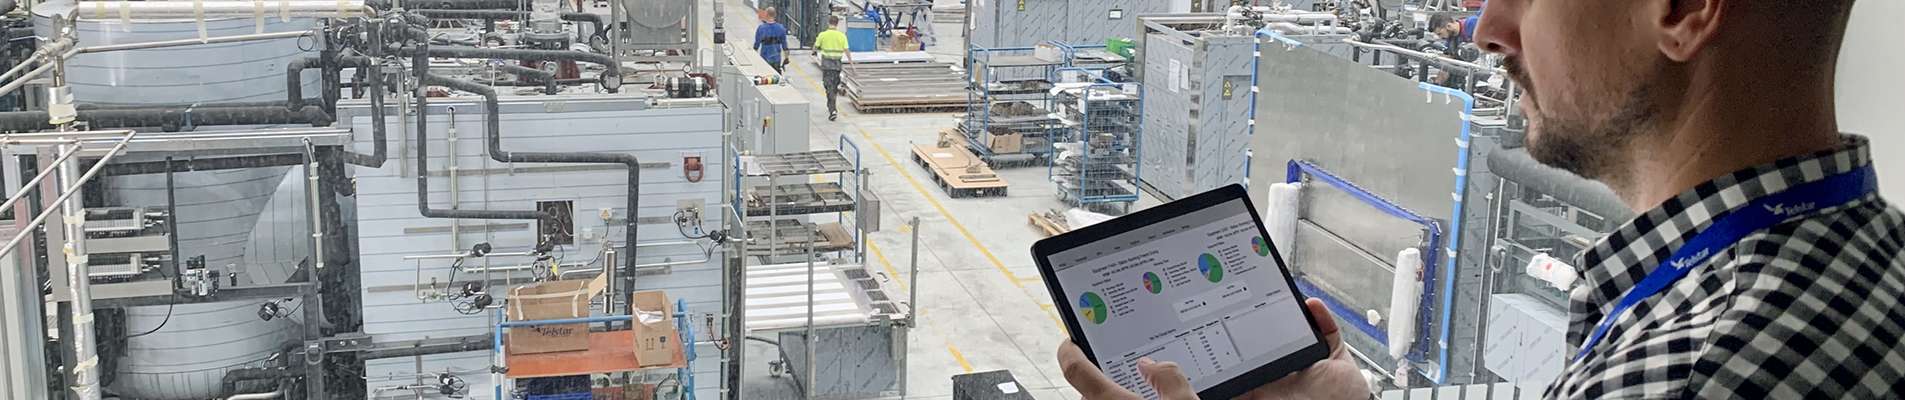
[
  {"x1": 422, "y1": 73, "x2": 642, "y2": 312},
  {"x1": 1343, "y1": 38, "x2": 1505, "y2": 76},
  {"x1": 400, "y1": 46, "x2": 622, "y2": 92},
  {"x1": 72, "y1": 1, "x2": 373, "y2": 20}
]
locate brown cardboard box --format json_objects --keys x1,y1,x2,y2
[
  {"x1": 630, "y1": 290, "x2": 678, "y2": 367},
  {"x1": 506, "y1": 280, "x2": 594, "y2": 354},
  {"x1": 987, "y1": 132, "x2": 1024, "y2": 154},
  {"x1": 890, "y1": 32, "x2": 917, "y2": 51}
]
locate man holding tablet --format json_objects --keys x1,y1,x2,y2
[{"x1": 1056, "y1": 0, "x2": 1903, "y2": 399}]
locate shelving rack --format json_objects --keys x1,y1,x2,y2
[
  {"x1": 1049, "y1": 68, "x2": 1143, "y2": 214},
  {"x1": 731, "y1": 138, "x2": 866, "y2": 260},
  {"x1": 961, "y1": 44, "x2": 1065, "y2": 167}
]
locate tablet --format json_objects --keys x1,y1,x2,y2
[{"x1": 1031, "y1": 184, "x2": 1329, "y2": 399}]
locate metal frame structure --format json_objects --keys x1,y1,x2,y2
[
  {"x1": 962, "y1": 44, "x2": 1063, "y2": 167},
  {"x1": 1049, "y1": 67, "x2": 1142, "y2": 214}
]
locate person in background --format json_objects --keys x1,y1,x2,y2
[
  {"x1": 753, "y1": 7, "x2": 788, "y2": 73},
  {"x1": 814, "y1": 14, "x2": 850, "y2": 121},
  {"x1": 1430, "y1": 13, "x2": 1479, "y2": 51},
  {"x1": 1060, "y1": 0, "x2": 1904, "y2": 399}
]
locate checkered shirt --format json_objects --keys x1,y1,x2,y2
[{"x1": 1543, "y1": 135, "x2": 1905, "y2": 399}]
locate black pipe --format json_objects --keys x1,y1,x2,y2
[
  {"x1": 102, "y1": 154, "x2": 307, "y2": 176},
  {"x1": 495, "y1": 64, "x2": 558, "y2": 95},
  {"x1": 423, "y1": 73, "x2": 639, "y2": 307},
  {"x1": 220, "y1": 366, "x2": 299, "y2": 397},
  {"x1": 397, "y1": 46, "x2": 620, "y2": 92},
  {"x1": 0, "y1": 106, "x2": 332, "y2": 132},
  {"x1": 1486, "y1": 148, "x2": 1635, "y2": 221},
  {"x1": 287, "y1": 55, "x2": 373, "y2": 111},
  {"x1": 412, "y1": 42, "x2": 550, "y2": 222}
]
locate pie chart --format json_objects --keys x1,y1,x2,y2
[
  {"x1": 1252, "y1": 236, "x2": 1273, "y2": 257},
  {"x1": 1198, "y1": 253, "x2": 1224, "y2": 283},
  {"x1": 1078, "y1": 292, "x2": 1109, "y2": 325},
  {"x1": 1142, "y1": 272, "x2": 1164, "y2": 294}
]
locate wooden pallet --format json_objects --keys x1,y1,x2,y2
[
  {"x1": 1028, "y1": 211, "x2": 1069, "y2": 237},
  {"x1": 910, "y1": 144, "x2": 1009, "y2": 198}
]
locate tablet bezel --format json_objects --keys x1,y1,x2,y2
[{"x1": 1030, "y1": 184, "x2": 1331, "y2": 399}]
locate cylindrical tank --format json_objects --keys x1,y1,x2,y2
[
  {"x1": 29, "y1": 5, "x2": 323, "y2": 399},
  {"x1": 33, "y1": 3, "x2": 320, "y2": 105},
  {"x1": 112, "y1": 301, "x2": 301, "y2": 399}
]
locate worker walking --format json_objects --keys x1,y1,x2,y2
[
  {"x1": 815, "y1": 15, "x2": 850, "y2": 121},
  {"x1": 753, "y1": 7, "x2": 789, "y2": 73}
]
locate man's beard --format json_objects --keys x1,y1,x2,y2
[{"x1": 1509, "y1": 57, "x2": 1664, "y2": 186}]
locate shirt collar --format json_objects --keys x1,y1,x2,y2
[{"x1": 1572, "y1": 134, "x2": 1874, "y2": 315}]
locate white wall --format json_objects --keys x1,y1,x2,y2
[{"x1": 1837, "y1": 1, "x2": 1905, "y2": 199}]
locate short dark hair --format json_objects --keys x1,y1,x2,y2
[
  {"x1": 830, "y1": 15, "x2": 841, "y2": 25},
  {"x1": 1428, "y1": 14, "x2": 1456, "y2": 30}
]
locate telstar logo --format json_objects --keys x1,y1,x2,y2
[
  {"x1": 1763, "y1": 202, "x2": 1818, "y2": 217},
  {"x1": 1669, "y1": 248, "x2": 1712, "y2": 271}
]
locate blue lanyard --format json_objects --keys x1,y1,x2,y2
[{"x1": 1572, "y1": 166, "x2": 1879, "y2": 363}]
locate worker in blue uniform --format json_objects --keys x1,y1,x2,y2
[{"x1": 754, "y1": 7, "x2": 789, "y2": 73}]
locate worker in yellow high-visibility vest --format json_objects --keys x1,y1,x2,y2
[{"x1": 814, "y1": 15, "x2": 850, "y2": 121}]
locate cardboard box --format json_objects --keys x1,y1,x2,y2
[
  {"x1": 987, "y1": 132, "x2": 1024, "y2": 154},
  {"x1": 630, "y1": 290, "x2": 678, "y2": 367},
  {"x1": 890, "y1": 32, "x2": 917, "y2": 51},
  {"x1": 506, "y1": 280, "x2": 595, "y2": 355}
]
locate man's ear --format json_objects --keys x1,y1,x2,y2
[{"x1": 1657, "y1": 0, "x2": 1728, "y2": 61}]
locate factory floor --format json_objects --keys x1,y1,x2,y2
[{"x1": 720, "y1": 0, "x2": 1160, "y2": 398}]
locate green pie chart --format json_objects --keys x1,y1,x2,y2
[
  {"x1": 1198, "y1": 253, "x2": 1224, "y2": 283},
  {"x1": 1078, "y1": 292, "x2": 1108, "y2": 325},
  {"x1": 1142, "y1": 272, "x2": 1164, "y2": 294}
]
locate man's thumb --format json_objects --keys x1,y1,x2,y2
[{"x1": 1138, "y1": 358, "x2": 1197, "y2": 400}]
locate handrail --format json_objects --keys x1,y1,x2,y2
[{"x1": 0, "y1": 131, "x2": 138, "y2": 260}]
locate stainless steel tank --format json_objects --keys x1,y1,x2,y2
[{"x1": 31, "y1": 4, "x2": 320, "y2": 399}]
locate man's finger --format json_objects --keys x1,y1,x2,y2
[
  {"x1": 1059, "y1": 341, "x2": 1137, "y2": 399},
  {"x1": 1138, "y1": 358, "x2": 1198, "y2": 400},
  {"x1": 1304, "y1": 298, "x2": 1344, "y2": 356}
]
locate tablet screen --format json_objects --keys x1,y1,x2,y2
[{"x1": 1049, "y1": 199, "x2": 1316, "y2": 397}]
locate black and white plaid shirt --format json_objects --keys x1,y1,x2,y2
[{"x1": 1544, "y1": 135, "x2": 1905, "y2": 399}]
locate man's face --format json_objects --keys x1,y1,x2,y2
[
  {"x1": 1475, "y1": 1, "x2": 1675, "y2": 183},
  {"x1": 1436, "y1": 21, "x2": 1461, "y2": 39}
]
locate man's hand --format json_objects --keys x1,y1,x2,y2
[{"x1": 1056, "y1": 298, "x2": 1370, "y2": 400}]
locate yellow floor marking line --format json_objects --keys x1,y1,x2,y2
[
  {"x1": 787, "y1": 62, "x2": 1028, "y2": 288},
  {"x1": 947, "y1": 341, "x2": 976, "y2": 373},
  {"x1": 869, "y1": 240, "x2": 908, "y2": 291}
]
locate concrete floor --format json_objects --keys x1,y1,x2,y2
[{"x1": 720, "y1": 0, "x2": 1161, "y2": 398}]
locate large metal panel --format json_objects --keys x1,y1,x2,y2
[
  {"x1": 0, "y1": 227, "x2": 47, "y2": 400},
  {"x1": 1189, "y1": 37, "x2": 1256, "y2": 195},
  {"x1": 972, "y1": 0, "x2": 1162, "y2": 48},
  {"x1": 339, "y1": 99, "x2": 727, "y2": 399},
  {"x1": 1139, "y1": 30, "x2": 1256, "y2": 201},
  {"x1": 1140, "y1": 32, "x2": 1194, "y2": 199},
  {"x1": 1246, "y1": 42, "x2": 1470, "y2": 380}
]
